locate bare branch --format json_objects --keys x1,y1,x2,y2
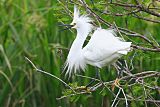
[
  {"x1": 92, "y1": 71, "x2": 160, "y2": 91},
  {"x1": 132, "y1": 44, "x2": 160, "y2": 52},
  {"x1": 133, "y1": 14, "x2": 160, "y2": 23},
  {"x1": 110, "y1": 2, "x2": 138, "y2": 8},
  {"x1": 111, "y1": 89, "x2": 121, "y2": 107},
  {"x1": 24, "y1": 56, "x2": 76, "y2": 93}
]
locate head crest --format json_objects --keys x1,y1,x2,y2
[
  {"x1": 73, "y1": 5, "x2": 80, "y2": 20},
  {"x1": 73, "y1": 5, "x2": 92, "y2": 24}
]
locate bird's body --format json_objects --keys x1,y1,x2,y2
[
  {"x1": 83, "y1": 28, "x2": 131, "y2": 68},
  {"x1": 64, "y1": 6, "x2": 131, "y2": 77}
]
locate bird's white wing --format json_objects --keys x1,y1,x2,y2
[{"x1": 83, "y1": 28, "x2": 131, "y2": 66}]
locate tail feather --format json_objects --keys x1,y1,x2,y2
[{"x1": 118, "y1": 42, "x2": 132, "y2": 55}]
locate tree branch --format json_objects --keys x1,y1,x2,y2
[{"x1": 25, "y1": 56, "x2": 76, "y2": 93}]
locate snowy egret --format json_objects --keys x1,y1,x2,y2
[{"x1": 63, "y1": 6, "x2": 132, "y2": 78}]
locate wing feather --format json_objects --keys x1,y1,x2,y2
[{"x1": 83, "y1": 28, "x2": 131, "y2": 66}]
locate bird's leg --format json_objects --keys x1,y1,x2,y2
[
  {"x1": 95, "y1": 67, "x2": 103, "y2": 82},
  {"x1": 86, "y1": 67, "x2": 99, "y2": 87}
]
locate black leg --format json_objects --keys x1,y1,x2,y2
[
  {"x1": 95, "y1": 67, "x2": 102, "y2": 81},
  {"x1": 86, "y1": 67, "x2": 99, "y2": 87}
]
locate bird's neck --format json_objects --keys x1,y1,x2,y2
[
  {"x1": 66, "y1": 30, "x2": 89, "y2": 74},
  {"x1": 71, "y1": 30, "x2": 88, "y2": 51}
]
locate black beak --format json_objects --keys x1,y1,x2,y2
[{"x1": 58, "y1": 23, "x2": 74, "y2": 31}]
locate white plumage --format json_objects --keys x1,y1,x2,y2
[{"x1": 64, "y1": 6, "x2": 131, "y2": 77}]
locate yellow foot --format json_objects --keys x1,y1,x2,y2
[{"x1": 112, "y1": 78, "x2": 120, "y2": 91}]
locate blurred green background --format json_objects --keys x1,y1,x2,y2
[{"x1": 0, "y1": 0, "x2": 159, "y2": 107}]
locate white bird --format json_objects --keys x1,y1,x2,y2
[{"x1": 63, "y1": 6, "x2": 132, "y2": 77}]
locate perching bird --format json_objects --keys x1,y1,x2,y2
[{"x1": 63, "y1": 6, "x2": 132, "y2": 77}]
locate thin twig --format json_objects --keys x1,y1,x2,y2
[
  {"x1": 92, "y1": 71, "x2": 160, "y2": 91},
  {"x1": 24, "y1": 56, "x2": 76, "y2": 93},
  {"x1": 111, "y1": 89, "x2": 121, "y2": 107},
  {"x1": 133, "y1": 14, "x2": 160, "y2": 23},
  {"x1": 76, "y1": 74, "x2": 100, "y2": 82},
  {"x1": 56, "y1": 91, "x2": 91, "y2": 100},
  {"x1": 118, "y1": 98, "x2": 160, "y2": 103},
  {"x1": 115, "y1": 84, "x2": 128, "y2": 107}
]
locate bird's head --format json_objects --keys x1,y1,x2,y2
[{"x1": 70, "y1": 5, "x2": 93, "y2": 34}]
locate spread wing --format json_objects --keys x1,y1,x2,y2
[{"x1": 83, "y1": 28, "x2": 131, "y2": 64}]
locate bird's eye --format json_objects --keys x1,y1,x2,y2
[
  {"x1": 71, "y1": 23, "x2": 76, "y2": 28},
  {"x1": 73, "y1": 23, "x2": 76, "y2": 26}
]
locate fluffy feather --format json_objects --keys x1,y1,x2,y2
[{"x1": 64, "y1": 6, "x2": 131, "y2": 77}]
